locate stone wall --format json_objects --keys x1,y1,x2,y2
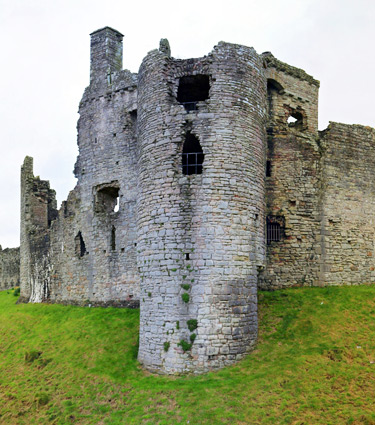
[
  {"x1": 137, "y1": 42, "x2": 266, "y2": 373},
  {"x1": 318, "y1": 123, "x2": 375, "y2": 285},
  {"x1": 18, "y1": 26, "x2": 375, "y2": 374},
  {"x1": 20, "y1": 28, "x2": 139, "y2": 306},
  {"x1": 259, "y1": 55, "x2": 322, "y2": 289},
  {"x1": 0, "y1": 246, "x2": 20, "y2": 290},
  {"x1": 20, "y1": 156, "x2": 57, "y2": 303}
]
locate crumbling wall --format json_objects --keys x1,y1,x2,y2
[
  {"x1": 20, "y1": 28, "x2": 139, "y2": 307},
  {"x1": 318, "y1": 123, "x2": 375, "y2": 285},
  {"x1": 137, "y1": 41, "x2": 266, "y2": 374},
  {"x1": 259, "y1": 54, "x2": 322, "y2": 289},
  {"x1": 20, "y1": 156, "x2": 57, "y2": 303},
  {"x1": 18, "y1": 26, "x2": 375, "y2": 375},
  {"x1": 0, "y1": 246, "x2": 20, "y2": 290}
]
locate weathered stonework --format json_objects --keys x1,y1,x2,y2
[
  {"x1": 0, "y1": 246, "x2": 20, "y2": 290},
  {"x1": 136, "y1": 43, "x2": 265, "y2": 373},
  {"x1": 16, "y1": 26, "x2": 375, "y2": 374}
]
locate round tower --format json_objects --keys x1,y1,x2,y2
[{"x1": 137, "y1": 42, "x2": 267, "y2": 373}]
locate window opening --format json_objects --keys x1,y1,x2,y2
[
  {"x1": 267, "y1": 79, "x2": 284, "y2": 119},
  {"x1": 266, "y1": 216, "x2": 284, "y2": 245},
  {"x1": 182, "y1": 132, "x2": 204, "y2": 175},
  {"x1": 287, "y1": 108, "x2": 305, "y2": 130},
  {"x1": 185, "y1": 253, "x2": 190, "y2": 260},
  {"x1": 95, "y1": 185, "x2": 119, "y2": 213},
  {"x1": 266, "y1": 160, "x2": 272, "y2": 177},
  {"x1": 75, "y1": 231, "x2": 87, "y2": 257},
  {"x1": 111, "y1": 226, "x2": 116, "y2": 251},
  {"x1": 177, "y1": 74, "x2": 210, "y2": 111}
]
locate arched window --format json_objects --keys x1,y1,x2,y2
[{"x1": 182, "y1": 132, "x2": 204, "y2": 175}]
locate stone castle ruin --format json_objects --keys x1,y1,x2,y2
[
  {"x1": 11, "y1": 26, "x2": 375, "y2": 374},
  {"x1": 0, "y1": 246, "x2": 19, "y2": 290}
]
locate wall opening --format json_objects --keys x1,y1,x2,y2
[
  {"x1": 182, "y1": 132, "x2": 204, "y2": 175},
  {"x1": 177, "y1": 74, "x2": 210, "y2": 111},
  {"x1": 266, "y1": 160, "x2": 272, "y2": 177},
  {"x1": 111, "y1": 226, "x2": 116, "y2": 251},
  {"x1": 286, "y1": 107, "x2": 305, "y2": 131},
  {"x1": 267, "y1": 79, "x2": 284, "y2": 119},
  {"x1": 266, "y1": 216, "x2": 284, "y2": 245},
  {"x1": 95, "y1": 184, "x2": 119, "y2": 214},
  {"x1": 75, "y1": 231, "x2": 87, "y2": 257}
]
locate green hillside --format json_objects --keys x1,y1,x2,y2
[{"x1": 1, "y1": 285, "x2": 375, "y2": 424}]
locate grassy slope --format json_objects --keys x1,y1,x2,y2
[{"x1": 1, "y1": 286, "x2": 375, "y2": 425}]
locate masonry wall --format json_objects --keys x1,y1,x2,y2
[
  {"x1": 318, "y1": 123, "x2": 375, "y2": 285},
  {"x1": 0, "y1": 246, "x2": 20, "y2": 290},
  {"x1": 20, "y1": 156, "x2": 57, "y2": 302},
  {"x1": 137, "y1": 42, "x2": 266, "y2": 373},
  {"x1": 259, "y1": 55, "x2": 322, "y2": 289},
  {"x1": 46, "y1": 68, "x2": 139, "y2": 305},
  {"x1": 20, "y1": 28, "x2": 139, "y2": 306},
  {"x1": 18, "y1": 26, "x2": 375, "y2": 375}
]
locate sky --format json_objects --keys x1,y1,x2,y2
[{"x1": 1, "y1": 0, "x2": 375, "y2": 248}]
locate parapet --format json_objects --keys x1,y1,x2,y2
[{"x1": 262, "y1": 52, "x2": 320, "y2": 87}]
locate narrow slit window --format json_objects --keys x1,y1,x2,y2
[
  {"x1": 266, "y1": 160, "x2": 272, "y2": 177},
  {"x1": 182, "y1": 132, "x2": 204, "y2": 175},
  {"x1": 111, "y1": 226, "x2": 116, "y2": 251},
  {"x1": 177, "y1": 74, "x2": 210, "y2": 111}
]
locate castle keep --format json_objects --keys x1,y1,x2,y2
[{"x1": 17, "y1": 27, "x2": 375, "y2": 374}]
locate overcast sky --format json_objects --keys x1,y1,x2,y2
[{"x1": 1, "y1": 0, "x2": 374, "y2": 248}]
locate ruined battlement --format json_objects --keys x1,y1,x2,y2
[
  {"x1": 17, "y1": 28, "x2": 375, "y2": 374},
  {"x1": 0, "y1": 246, "x2": 20, "y2": 290}
]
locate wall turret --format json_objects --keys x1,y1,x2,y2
[{"x1": 136, "y1": 42, "x2": 267, "y2": 374}]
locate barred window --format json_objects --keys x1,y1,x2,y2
[
  {"x1": 266, "y1": 216, "x2": 284, "y2": 244},
  {"x1": 182, "y1": 132, "x2": 204, "y2": 175}
]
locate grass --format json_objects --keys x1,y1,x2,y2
[{"x1": 1, "y1": 286, "x2": 375, "y2": 424}]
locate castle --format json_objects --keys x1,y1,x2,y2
[{"x1": 8, "y1": 27, "x2": 375, "y2": 374}]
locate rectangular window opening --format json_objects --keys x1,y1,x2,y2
[
  {"x1": 266, "y1": 216, "x2": 284, "y2": 245},
  {"x1": 177, "y1": 74, "x2": 210, "y2": 112}
]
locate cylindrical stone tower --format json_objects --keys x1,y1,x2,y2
[{"x1": 137, "y1": 42, "x2": 267, "y2": 373}]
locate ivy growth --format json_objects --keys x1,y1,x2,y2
[
  {"x1": 181, "y1": 293, "x2": 190, "y2": 303},
  {"x1": 186, "y1": 319, "x2": 198, "y2": 331},
  {"x1": 178, "y1": 339, "x2": 192, "y2": 352}
]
